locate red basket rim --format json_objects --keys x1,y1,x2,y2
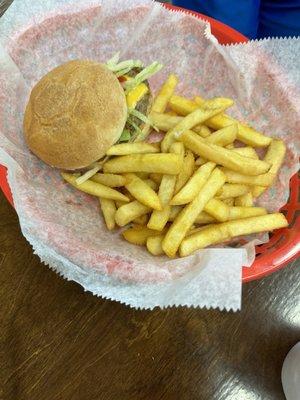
[{"x1": 0, "y1": 4, "x2": 298, "y2": 283}]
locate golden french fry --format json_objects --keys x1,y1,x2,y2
[
  {"x1": 99, "y1": 198, "x2": 116, "y2": 230},
  {"x1": 162, "y1": 103, "x2": 231, "y2": 152},
  {"x1": 232, "y1": 147, "x2": 258, "y2": 159},
  {"x1": 168, "y1": 205, "x2": 183, "y2": 221},
  {"x1": 180, "y1": 213, "x2": 288, "y2": 256},
  {"x1": 122, "y1": 226, "x2": 162, "y2": 246},
  {"x1": 227, "y1": 206, "x2": 267, "y2": 220},
  {"x1": 235, "y1": 192, "x2": 253, "y2": 207},
  {"x1": 180, "y1": 130, "x2": 270, "y2": 175},
  {"x1": 195, "y1": 212, "x2": 216, "y2": 225},
  {"x1": 204, "y1": 198, "x2": 229, "y2": 222},
  {"x1": 226, "y1": 144, "x2": 234, "y2": 149},
  {"x1": 133, "y1": 215, "x2": 149, "y2": 225},
  {"x1": 151, "y1": 112, "x2": 211, "y2": 138},
  {"x1": 146, "y1": 235, "x2": 165, "y2": 256},
  {"x1": 252, "y1": 186, "x2": 266, "y2": 198},
  {"x1": 162, "y1": 168, "x2": 226, "y2": 257},
  {"x1": 221, "y1": 168, "x2": 274, "y2": 187},
  {"x1": 61, "y1": 173, "x2": 129, "y2": 202},
  {"x1": 150, "y1": 112, "x2": 183, "y2": 132},
  {"x1": 107, "y1": 142, "x2": 159, "y2": 156},
  {"x1": 194, "y1": 96, "x2": 272, "y2": 148},
  {"x1": 222, "y1": 198, "x2": 235, "y2": 206},
  {"x1": 171, "y1": 162, "x2": 216, "y2": 205},
  {"x1": 149, "y1": 173, "x2": 162, "y2": 185},
  {"x1": 151, "y1": 74, "x2": 179, "y2": 114},
  {"x1": 115, "y1": 200, "x2": 127, "y2": 208},
  {"x1": 217, "y1": 184, "x2": 250, "y2": 199},
  {"x1": 194, "y1": 125, "x2": 211, "y2": 137},
  {"x1": 147, "y1": 143, "x2": 181, "y2": 231},
  {"x1": 124, "y1": 173, "x2": 162, "y2": 210},
  {"x1": 252, "y1": 139, "x2": 286, "y2": 197},
  {"x1": 206, "y1": 124, "x2": 238, "y2": 146},
  {"x1": 91, "y1": 173, "x2": 126, "y2": 187},
  {"x1": 174, "y1": 151, "x2": 195, "y2": 193},
  {"x1": 169, "y1": 95, "x2": 234, "y2": 116},
  {"x1": 103, "y1": 154, "x2": 183, "y2": 175},
  {"x1": 115, "y1": 201, "x2": 150, "y2": 227},
  {"x1": 143, "y1": 179, "x2": 159, "y2": 191}
]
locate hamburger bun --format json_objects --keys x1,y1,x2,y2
[{"x1": 23, "y1": 60, "x2": 127, "y2": 170}]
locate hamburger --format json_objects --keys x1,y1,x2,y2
[{"x1": 23, "y1": 56, "x2": 162, "y2": 171}]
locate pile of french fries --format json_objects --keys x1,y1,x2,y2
[{"x1": 62, "y1": 74, "x2": 288, "y2": 258}]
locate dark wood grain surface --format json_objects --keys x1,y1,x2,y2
[
  {"x1": 0, "y1": 1, "x2": 299, "y2": 399},
  {"x1": 1, "y1": 190, "x2": 299, "y2": 400}
]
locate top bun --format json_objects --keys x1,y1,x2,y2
[{"x1": 23, "y1": 60, "x2": 127, "y2": 170}]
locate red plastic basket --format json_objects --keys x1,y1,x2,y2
[{"x1": 0, "y1": 4, "x2": 299, "y2": 282}]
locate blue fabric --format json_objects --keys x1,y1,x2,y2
[{"x1": 172, "y1": 0, "x2": 300, "y2": 39}]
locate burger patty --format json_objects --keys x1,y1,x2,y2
[{"x1": 125, "y1": 68, "x2": 152, "y2": 136}]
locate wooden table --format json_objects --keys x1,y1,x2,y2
[
  {"x1": 1, "y1": 191, "x2": 299, "y2": 400},
  {"x1": 0, "y1": 1, "x2": 299, "y2": 399}
]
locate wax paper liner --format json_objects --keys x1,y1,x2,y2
[{"x1": 0, "y1": 0, "x2": 298, "y2": 310}]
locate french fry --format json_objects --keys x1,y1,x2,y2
[
  {"x1": 232, "y1": 147, "x2": 258, "y2": 159},
  {"x1": 147, "y1": 143, "x2": 182, "y2": 231},
  {"x1": 194, "y1": 96, "x2": 272, "y2": 147},
  {"x1": 195, "y1": 212, "x2": 216, "y2": 225},
  {"x1": 252, "y1": 139, "x2": 286, "y2": 197},
  {"x1": 169, "y1": 95, "x2": 198, "y2": 115},
  {"x1": 61, "y1": 173, "x2": 129, "y2": 202},
  {"x1": 169, "y1": 95, "x2": 233, "y2": 116},
  {"x1": 103, "y1": 154, "x2": 183, "y2": 175},
  {"x1": 193, "y1": 125, "x2": 238, "y2": 166},
  {"x1": 143, "y1": 179, "x2": 159, "y2": 191},
  {"x1": 226, "y1": 144, "x2": 235, "y2": 149},
  {"x1": 99, "y1": 198, "x2": 116, "y2": 230},
  {"x1": 107, "y1": 142, "x2": 159, "y2": 156},
  {"x1": 162, "y1": 168, "x2": 226, "y2": 257},
  {"x1": 168, "y1": 205, "x2": 183, "y2": 221},
  {"x1": 194, "y1": 125, "x2": 211, "y2": 137},
  {"x1": 235, "y1": 192, "x2": 253, "y2": 207},
  {"x1": 179, "y1": 130, "x2": 270, "y2": 175},
  {"x1": 227, "y1": 206, "x2": 267, "y2": 220},
  {"x1": 252, "y1": 186, "x2": 266, "y2": 198},
  {"x1": 174, "y1": 151, "x2": 195, "y2": 193},
  {"x1": 122, "y1": 225, "x2": 162, "y2": 245},
  {"x1": 162, "y1": 102, "x2": 231, "y2": 152},
  {"x1": 222, "y1": 198, "x2": 235, "y2": 206},
  {"x1": 217, "y1": 184, "x2": 250, "y2": 199},
  {"x1": 146, "y1": 235, "x2": 165, "y2": 256},
  {"x1": 150, "y1": 112, "x2": 183, "y2": 132},
  {"x1": 151, "y1": 74, "x2": 179, "y2": 114},
  {"x1": 115, "y1": 201, "x2": 150, "y2": 227},
  {"x1": 149, "y1": 173, "x2": 162, "y2": 184},
  {"x1": 203, "y1": 198, "x2": 229, "y2": 222},
  {"x1": 91, "y1": 173, "x2": 126, "y2": 187},
  {"x1": 180, "y1": 213, "x2": 288, "y2": 256},
  {"x1": 171, "y1": 162, "x2": 216, "y2": 205},
  {"x1": 151, "y1": 112, "x2": 211, "y2": 138},
  {"x1": 124, "y1": 173, "x2": 162, "y2": 210},
  {"x1": 221, "y1": 168, "x2": 274, "y2": 187},
  {"x1": 206, "y1": 124, "x2": 238, "y2": 146},
  {"x1": 115, "y1": 200, "x2": 127, "y2": 208},
  {"x1": 133, "y1": 215, "x2": 149, "y2": 225}
]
